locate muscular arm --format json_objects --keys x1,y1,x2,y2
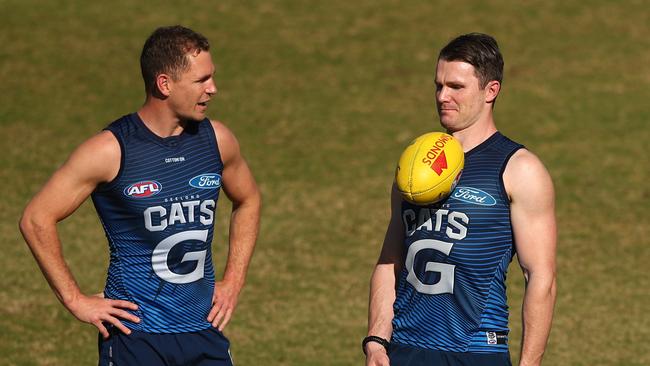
[
  {"x1": 207, "y1": 121, "x2": 261, "y2": 331},
  {"x1": 19, "y1": 131, "x2": 140, "y2": 338},
  {"x1": 366, "y1": 184, "x2": 405, "y2": 366},
  {"x1": 504, "y1": 149, "x2": 557, "y2": 366}
]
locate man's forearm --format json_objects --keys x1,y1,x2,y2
[
  {"x1": 223, "y1": 194, "x2": 261, "y2": 287},
  {"x1": 368, "y1": 264, "x2": 396, "y2": 339},
  {"x1": 19, "y1": 214, "x2": 82, "y2": 307},
  {"x1": 519, "y1": 274, "x2": 556, "y2": 366}
]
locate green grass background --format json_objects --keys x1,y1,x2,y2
[{"x1": 1, "y1": 1, "x2": 649, "y2": 365}]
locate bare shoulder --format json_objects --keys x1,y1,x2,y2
[
  {"x1": 81, "y1": 130, "x2": 120, "y2": 155},
  {"x1": 209, "y1": 120, "x2": 241, "y2": 164},
  {"x1": 208, "y1": 120, "x2": 259, "y2": 204},
  {"x1": 506, "y1": 150, "x2": 557, "y2": 274},
  {"x1": 503, "y1": 148, "x2": 554, "y2": 204},
  {"x1": 23, "y1": 130, "x2": 122, "y2": 219},
  {"x1": 65, "y1": 130, "x2": 121, "y2": 183}
]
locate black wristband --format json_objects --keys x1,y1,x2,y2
[{"x1": 362, "y1": 335, "x2": 390, "y2": 355}]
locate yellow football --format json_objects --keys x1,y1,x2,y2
[{"x1": 395, "y1": 132, "x2": 464, "y2": 205}]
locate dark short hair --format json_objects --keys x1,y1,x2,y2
[
  {"x1": 438, "y1": 33, "x2": 503, "y2": 88},
  {"x1": 140, "y1": 25, "x2": 210, "y2": 95}
]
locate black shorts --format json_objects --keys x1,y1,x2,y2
[
  {"x1": 389, "y1": 343, "x2": 512, "y2": 366},
  {"x1": 98, "y1": 326, "x2": 233, "y2": 366}
]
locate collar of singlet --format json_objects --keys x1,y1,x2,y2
[
  {"x1": 130, "y1": 112, "x2": 187, "y2": 148},
  {"x1": 464, "y1": 131, "x2": 502, "y2": 158}
]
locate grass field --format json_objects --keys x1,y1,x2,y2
[{"x1": 1, "y1": 1, "x2": 649, "y2": 365}]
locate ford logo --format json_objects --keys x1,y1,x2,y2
[
  {"x1": 189, "y1": 173, "x2": 222, "y2": 189},
  {"x1": 451, "y1": 186, "x2": 496, "y2": 206}
]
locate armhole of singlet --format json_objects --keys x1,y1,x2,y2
[
  {"x1": 500, "y1": 145, "x2": 524, "y2": 254},
  {"x1": 95, "y1": 128, "x2": 126, "y2": 193},
  {"x1": 204, "y1": 120, "x2": 224, "y2": 169},
  {"x1": 498, "y1": 145, "x2": 525, "y2": 204}
]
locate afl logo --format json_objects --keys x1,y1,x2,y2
[
  {"x1": 189, "y1": 173, "x2": 221, "y2": 189},
  {"x1": 124, "y1": 181, "x2": 162, "y2": 198},
  {"x1": 451, "y1": 186, "x2": 497, "y2": 206}
]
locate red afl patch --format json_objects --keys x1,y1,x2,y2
[{"x1": 124, "y1": 181, "x2": 162, "y2": 198}]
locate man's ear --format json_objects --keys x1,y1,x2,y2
[
  {"x1": 485, "y1": 80, "x2": 501, "y2": 103},
  {"x1": 155, "y1": 74, "x2": 173, "y2": 97}
]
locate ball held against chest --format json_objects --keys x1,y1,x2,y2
[{"x1": 396, "y1": 132, "x2": 464, "y2": 205}]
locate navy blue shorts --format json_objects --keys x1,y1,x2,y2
[
  {"x1": 389, "y1": 343, "x2": 512, "y2": 366},
  {"x1": 98, "y1": 326, "x2": 233, "y2": 366}
]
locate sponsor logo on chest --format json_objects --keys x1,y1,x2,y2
[
  {"x1": 189, "y1": 173, "x2": 221, "y2": 189},
  {"x1": 451, "y1": 186, "x2": 497, "y2": 206},
  {"x1": 124, "y1": 181, "x2": 162, "y2": 198}
]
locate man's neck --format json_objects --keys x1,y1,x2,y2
[
  {"x1": 450, "y1": 117, "x2": 498, "y2": 153},
  {"x1": 137, "y1": 99, "x2": 185, "y2": 138}
]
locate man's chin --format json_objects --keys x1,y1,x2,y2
[
  {"x1": 182, "y1": 112, "x2": 207, "y2": 122},
  {"x1": 438, "y1": 116, "x2": 454, "y2": 129}
]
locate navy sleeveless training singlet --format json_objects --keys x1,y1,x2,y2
[
  {"x1": 392, "y1": 132, "x2": 523, "y2": 353},
  {"x1": 91, "y1": 113, "x2": 223, "y2": 333}
]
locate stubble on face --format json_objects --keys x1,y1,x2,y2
[
  {"x1": 434, "y1": 60, "x2": 487, "y2": 132},
  {"x1": 170, "y1": 51, "x2": 217, "y2": 122}
]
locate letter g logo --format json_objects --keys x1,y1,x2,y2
[
  {"x1": 151, "y1": 230, "x2": 208, "y2": 284},
  {"x1": 405, "y1": 239, "x2": 455, "y2": 295}
]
